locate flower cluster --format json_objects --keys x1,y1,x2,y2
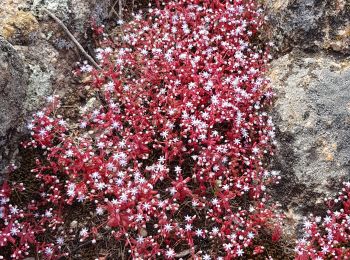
[
  {"x1": 0, "y1": 164, "x2": 66, "y2": 259},
  {"x1": 295, "y1": 182, "x2": 350, "y2": 260},
  {"x1": 1, "y1": 0, "x2": 282, "y2": 259}
]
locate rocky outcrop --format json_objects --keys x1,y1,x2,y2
[
  {"x1": 264, "y1": 0, "x2": 350, "y2": 231},
  {"x1": 270, "y1": 51, "x2": 350, "y2": 219},
  {"x1": 0, "y1": 38, "x2": 28, "y2": 180},
  {"x1": 0, "y1": 0, "x2": 111, "y2": 178},
  {"x1": 1, "y1": 0, "x2": 110, "y2": 43},
  {"x1": 264, "y1": 0, "x2": 349, "y2": 54}
]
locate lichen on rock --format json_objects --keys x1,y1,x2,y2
[
  {"x1": 263, "y1": 0, "x2": 350, "y2": 54},
  {"x1": 0, "y1": 10, "x2": 39, "y2": 42},
  {"x1": 270, "y1": 50, "x2": 350, "y2": 225},
  {"x1": 260, "y1": 0, "x2": 350, "y2": 238},
  {"x1": 32, "y1": 0, "x2": 70, "y2": 20}
]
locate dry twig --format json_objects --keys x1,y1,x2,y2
[
  {"x1": 43, "y1": 8, "x2": 101, "y2": 70},
  {"x1": 43, "y1": 8, "x2": 109, "y2": 107}
]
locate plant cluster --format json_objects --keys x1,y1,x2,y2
[
  {"x1": 295, "y1": 182, "x2": 350, "y2": 260},
  {"x1": 0, "y1": 0, "x2": 284, "y2": 259}
]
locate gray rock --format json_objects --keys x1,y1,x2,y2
[
  {"x1": 16, "y1": 41, "x2": 59, "y2": 113},
  {"x1": 263, "y1": 0, "x2": 350, "y2": 235},
  {"x1": 270, "y1": 50, "x2": 350, "y2": 222},
  {"x1": 0, "y1": 0, "x2": 112, "y2": 179},
  {"x1": 32, "y1": 0, "x2": 111, "y2": 31},
  {"x1": 0, "y1": 37, "x2": 28, "y2": 179},
  {"x1": 32, "y1": 0, "x2": 71, "y2": 21},
  {"x1": 263, "y1": 0, "x2": 350, "y2": 54}
]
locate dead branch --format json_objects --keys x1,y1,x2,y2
[{"x1": 43, "y1": 8, "x2": 101, "y2": 70}]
